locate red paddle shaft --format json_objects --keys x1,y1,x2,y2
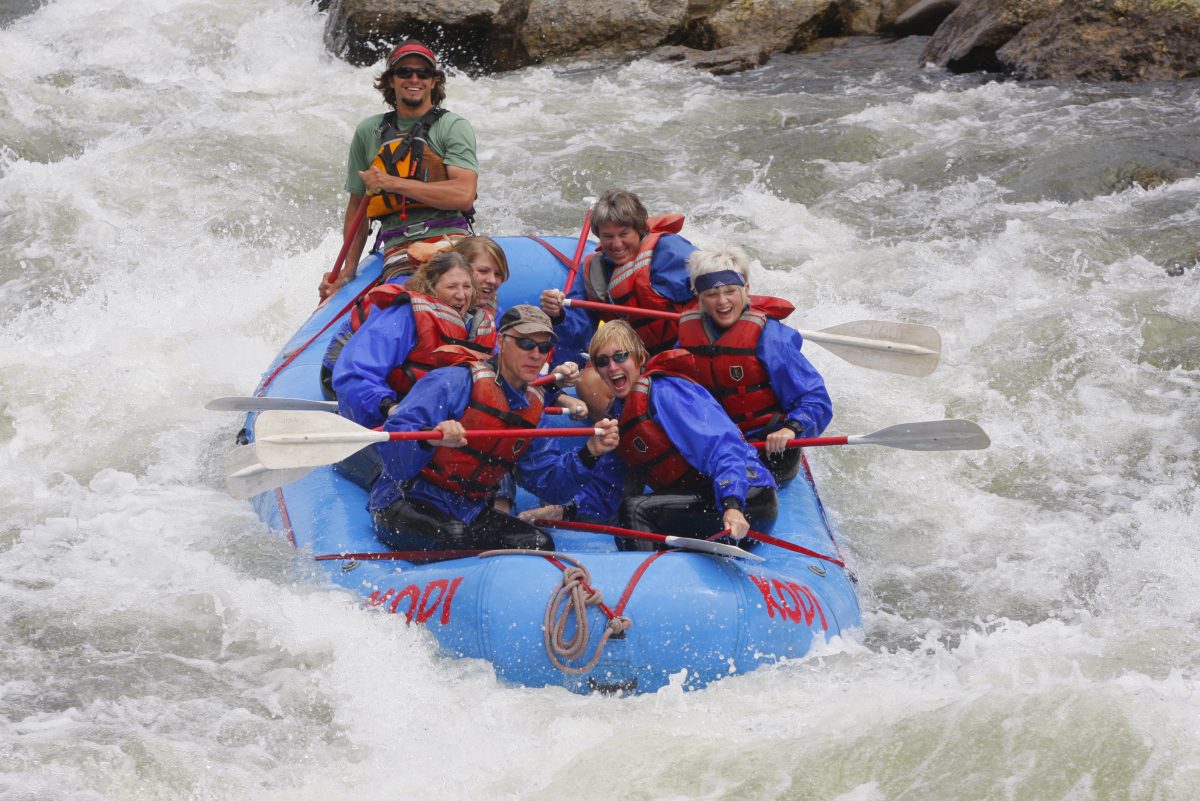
[
  {"x1": 388, "y1": 427, "x2": 598, "y2": 442},
  {"x1": 565, "y1": 298, "x2": 680, "y2": 320},
  {"x1": 562, "y1": 209, "x2": 593, "y2": 294},
  {"x1": 325, "y1": 198, "x2": 371, "y2": 287}
]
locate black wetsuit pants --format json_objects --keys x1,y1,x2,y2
[
  {"x1": 617, "y1": 485, "x2": 779, "y2": 552},
  {"x1": 373, "y1": 497, "x2": 554, "y2": 552},
  {"x1": 759, "y1": 447, "x2": 802, "y2": 484}
]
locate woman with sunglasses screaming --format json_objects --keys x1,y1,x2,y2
[
  {"x1": 320, "y1": 40, "x2": 480, "y2": 301},
  {"x1": 558, "y1": 320, "x2": 779, "y2": 548}
]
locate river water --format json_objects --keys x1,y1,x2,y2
[{"x1": 2, "y1": 0, "x2": 1199, "y2": 798}]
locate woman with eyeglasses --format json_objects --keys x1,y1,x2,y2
[
  {"x1": 320, "y1": 40, "x2": 480, "y2": 300},
  {"x1": 544, "y1": 320, "x2": 778, "y2": 547},
  {"x1": 368, "y1": 306, "x2": 620, "y2": 553},
  {"x1": 678, "y1": 245, "x2": 832, "y2": 483}
]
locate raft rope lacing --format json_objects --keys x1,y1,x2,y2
[{"x1": 480, "y1": 549, "x2": 667, "y2": 675}]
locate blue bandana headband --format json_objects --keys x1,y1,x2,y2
[{"x1": 694, "y1": 270, "x2": 746, "y2": 294}]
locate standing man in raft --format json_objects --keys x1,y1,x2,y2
[{"x1": 319, "y1": 40, "x2": 479, "y2": 300}]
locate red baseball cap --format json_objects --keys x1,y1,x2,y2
[{"x1": 387, "y1": 42, "x2": 438, "y2": 69}]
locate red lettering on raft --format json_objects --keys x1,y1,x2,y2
[
  {"x1": 748, "y1": 575, "x2": 827, "y2": 629},
  {"x1": 367, "y1": 576, "x2": 464, "y2": 625}
]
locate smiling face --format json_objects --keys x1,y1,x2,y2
[
  {"x1": 596, "y1": 222, "x2": 643, "y2": 267},
  {"x1": 699, "y1": 283, "x2": 748, "y2": 329},
  {"x1": 498, "y1": 333, "x2": 552, "y2": 388},
  {"x1": 432, "y1": 265, "x2": 474, "y2": 314},
  {"x1": 390, "y1": 55, "x2": 435, "y2": 112},
  {"x1": 469, "y1": 253, "x2": 503, "y2": 308},
  {"x1": 593, "y1": 341, "x2": 642, "y2": 400}
]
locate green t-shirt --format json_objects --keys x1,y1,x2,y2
[{"x1": 345, "y1": 109, "x2": 478, "y2": 235}]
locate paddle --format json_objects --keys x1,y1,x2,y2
[
  {"x1": 533, "y1": 518, "x2": 764, "y2": 561},
  {"x1": 562, "y1": 298, "x2": 941, "y2": 377},
  {"x1": 224, "y1": 444, "x2": 318, "y2": 499},
  {"x1": 225, "y1": 409, "x2": 575, "y2": 499},
  {"x1": 714, "y1": 528, "x2": 845, "y2": 566},
  {"x1": 207, "y1": 396, "x2": 339, "y2": 413},
  {"x1": 209, "y1": 369, "x2": 568, "y2": 415},
  {"x1": 748, "y1": 419, "x2": 990, "y2": 452},
  {"x1": 563, "y1": 205, "x2": 594, "y2": 294},
  {"x1": 321, "y1": 196, "x2": 371, "y2": 299},
  {"x1": 313, "y1": 549, "x2": 486, "y2": 561},
  {"x1": 532, "y1": 371, "x2": 569, "y2": 387},
  {"x1": 253, "y1": 410, "x2": 603, "y2": 470}
]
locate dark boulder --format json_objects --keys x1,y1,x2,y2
[
  {"x1": 321, "y1": 0, "x2": 933, "y2": 73},
  {"x1": 923, "y1": 0, "x2": 1200, "y2": 81},
  {"x1": 649, "y1": 44, "x2": 769, "y2": 74},
  {"x1": 999, "y1": 0, "x2": 1200, "y2": 81},
  {"x1": 889, "y1": 0, "x2": 963, "y2": 35},
  {"x1": 322, "y1": 0, "x2": 530, "y2": 73},
  {"x1": 921, "y1": 0, "x2": 1060, "y2": 73}
]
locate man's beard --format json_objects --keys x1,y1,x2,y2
[{"x1": 399, "y1": 95, "x2": 424, "y2": 108}]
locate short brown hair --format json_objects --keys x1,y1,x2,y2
[
  {"x1": 587, "y1": 320, "x2": 647, "y2": 368},
  {"x1": 590, "y1": 189, "x2": 649, "y2": 237}
]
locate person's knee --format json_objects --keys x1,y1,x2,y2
[
  {"x1": 745, "y1": 486, "x2": 780, "y2": 531},
  {"x1": 468, "y1": 510, "x2": 554, "y2": 551},
  {"x1": 578, "y1": 367, "x2": 614, "y2": 421},
  {"x1": 616, "y1": 495, "x2": 658, "y2": 551},
  {"x1": 619, "y1": 494, "x2": 654, "y2": 528},
  {"x1": 373, "y1": 500, "x2": 467, "y2": 548},
  {"x1": 761, "y1": 448, "x2": 801, "y2": 484}
]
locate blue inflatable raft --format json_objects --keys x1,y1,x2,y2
[{"x1": 245, "y1": 236, "x2": 862, "y2": 694}]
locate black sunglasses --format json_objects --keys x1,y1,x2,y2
[
  {"x1": 506, "y1": 335, "x2": 553, "y2": 354},
  {"x1": 391, "y1": 67, "x2": 436, "y2": 79},
  {"x1": 592, "y1": 350, "x2": 630, "y2": 369}
]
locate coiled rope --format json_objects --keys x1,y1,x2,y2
[{"x1": 481, "y1": 549, "x2": 670, "y2": 675}]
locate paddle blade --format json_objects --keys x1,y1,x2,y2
[
  {"x1": 224, "y1": 445, "x2": 316, "y2": 499},
  {"x1": 254, "y1": 410, "x2": 384, "y2": 469},
  {"x1": 664, "y1": 536, "x2": 765, "y2": 561},
  {"x1": 801, "y1": 320, "x2": 942, "y2": 377},
  {"x1": 854, "y1": 419, "x2": 990, "y2": 451},
  {"x1": 207, "y1": 396, "x2": 339, "y2": 413}
]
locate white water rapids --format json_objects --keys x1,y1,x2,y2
[{"x1": 2, "y1": 0, "x2": 1199, "y2": 798}]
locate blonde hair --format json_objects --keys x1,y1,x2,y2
[
  {"x1": 406, "y1": 251, "x2": 477, "y2": 309},
  {"x1": 687, "y1": 245, "x2": 751, "y2": 292},
  {"x1": 453, "y1": 235, "x2": 510, "y2": 283},
  {"x1": 587, "y1": 320, "x2": 647, "y2": 367}
]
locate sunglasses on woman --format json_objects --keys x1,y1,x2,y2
[
  {"x1": 591, "y1": 351, "x2": 630, "y2": 368},
  {"x1": 392, "y1": 67, "x2": 436, "y2": 79},
  {"x1": 506, "y1": 335, "x2": 554, "y2": 354}
]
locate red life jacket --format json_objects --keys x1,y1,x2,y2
[
  {"x1": 418, "y1": 361, "x2": 545, "y2": 500},
  {"x1": 677, "y1": 297, "x2": 795, "y2": 434},
  {"x1": 348, "y1": 281, "x2": 408, "y2": 333},
  {"x1": 615, "y1": 349, "x2": 706, "y2": 493},
  {"x1": 582, "y1": 213, "x2": 688, "y2": 355},
  {"x1": 355, "y1": 285, "x2": 496, "y2": 396}
]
